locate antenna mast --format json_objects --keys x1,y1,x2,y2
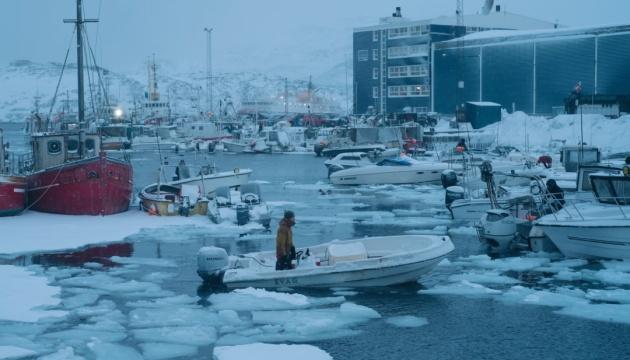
[{"x1": 64, "y1": 0, "x2": 98, "y2": 128}]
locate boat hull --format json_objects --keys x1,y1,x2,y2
[
  {"x1": 536, "y1": 223, "x2": 630, "y2": 259},
  {"x1": 26, "y1": 154, "x2": 132, "y2": 215},
  {"x1": 222, "y1": 141, "x2": 249, "y2": 153},
  {"x1": 199, "y1": 235, "x2": 455, "y2": 288},
  {"x1": 330, "y1": 165, "x2": 447, "y2": 185},
  {"x1": 0, "y1": 176, "x2": 26, "y2": 216}
]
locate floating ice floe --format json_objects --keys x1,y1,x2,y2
[
  {"x1": 266, "y1": 201, "x2": 304, "y2": 208},
  {"x1": 447, "y1": 226, "x2": 478, "y2": 236},
  {"x1": 555, "y1": 303, "x2": 630, "y2": 325},
  {"x1": 600, "y1": 260, "x2": 630, "y2": 272},
  {"x1": 109, "y1": 256, "x2": 177, "y2": 268},
  {"x1": 385, "y1": 315, "x2": 428, "y2": 328},
  {"x1": 0, "y1": 346, "x2": 37, "y2": 359},
  {"x1": 581, "y1": 269, "x2": 630, "y2": 285},
  {"x1": 500, "y1": 286, "x2": 588, "y2": 307},
  {"x1": 419, "y1": 280, "x2": 501, "y2": 297},
  {"x1": 139, "y1": 342, "x2": 198, "y2": 360},
  {"x1": 0, "y1": 265, "x2": 67, "y2": 322},
  {"x1": 336, "y1": 211, "x2": 395, "y2": 220},
  {"x1": 448, "y1": 271, "x2": 521, "y2": 284},
  {"x1": 586, "y1": 289, "x2": 630, "y2": 304},
  {"x1": 405, "y1": 226, "x2": 448, "y2": 235},
  {"x1": 213, "y1": 343, "x2": 333, "y2": 360},
  {"x1": 132, "y1": 325, "x2": 217, "y2": 346},
  {"x1": 38, "y1": 346, "x2": 83, "y2": 360},
  {"x1": 126, "y1": 294, "x2": 198, "y2": 308},
  {"x1": 453, "y1": 255, "x2": 550, "y2": 272},
  {"x1": 87, "y1": 341, "x2": 143, "y2": 360},
  {"x1": 210, "y1": 288, "x2": 344, "y2": 311}
]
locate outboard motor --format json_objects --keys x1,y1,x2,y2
[
  {"x1": 236, "y1": 204, "x2": 250, "y2": 225},
  {"x1": 441, "y1": 169, "x2": 458, "y2": 188},
  {"x1": 197, "y1": 246, "x2": 229, "y2": 282},
  {"x1": 445, "y1": 186, "x2": 465, "y2": 209}
]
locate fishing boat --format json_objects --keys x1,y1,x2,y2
[
  {"x1": 207, "y1": 183, "x2": 271, "y2": 228},
  {"x1": 25, "y1": 1, "x2": 133, "y2": 215},
  {"x1": 0, "y1": 129, "x2": 26, "y2": 216},
  {"x1": 197, "y1": 235, "x2": 454, "y2": 288}
]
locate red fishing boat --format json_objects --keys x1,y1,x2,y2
[
  {"x1": 26, "y1": 133, "x2": 132, "y2": 215},
  {"x1": 0, "y1": 129, "x2": 26, "y2": 216},
  {"x1": 24, "y1": 0, "x2": 133, "y2": 216}
]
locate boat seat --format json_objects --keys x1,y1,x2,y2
[{"x1": 326, "y1": 242, "x2": 368, "y2": 265}]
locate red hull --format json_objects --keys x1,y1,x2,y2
[
  {"x1": 0, "y1": 176, "x2": 26, "y2": 216},
  {"x1": 27, "y1": 153, "x2": 133, "y2": 215}
]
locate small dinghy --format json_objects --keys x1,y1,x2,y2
[{"x1": 197, "y1": 235, "x2": 454, "y2": 288}]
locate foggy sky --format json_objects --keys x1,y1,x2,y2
[{"x1": 2, "y1": 0, "x2": 629, "y2": 78}]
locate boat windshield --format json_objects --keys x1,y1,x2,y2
[
  {"x1": 377, "y1": 157, "x2": 417, "y2": 167},
  {"x1": 591, "y1": 174, "x2": 630, "y2": 205}
]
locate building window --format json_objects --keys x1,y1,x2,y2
[
  {"x1": 388, "y1": 66, "x2": 408, "y2": 78},
  {"x1": 409, "y1": 65, "x2": 428, "y2": 76},
  {"x1": 410, "y1": 25, "x2": 428, "y2": 36},
  {"x1": 372, "y1": 87, "x2": 379, "y2": 99},
  {"x1": 373, "y1": 31, "x2": 379, "y2": 42},
  {"x1": 387, "y1": 44, "x2": 428, "y2": 59},
  {"x1": 372, "y1": 68, "x2": 379, "y2": 80},
  {"x1": 358, "y1": 50, "x2": 368, "y2": 62},
  {"x1": 388, "y1": 27, "x2": 409, "y2": 39},
  {"x1": 372, "y1": 49, "x2": 378, "y2": 61},
  {"x1": 413, "y1": 106, "x2": 429, "y2": 113},
  {"x1": 388, "y1": 85, "x2": 429, "y2": 97},
  {"x1": 388, "y1": 65, "x2": 428, "y2": 78}
]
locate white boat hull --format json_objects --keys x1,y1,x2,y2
[
  {"x1": 330, "y1": 165, "x2": 448, "y2": 185},
  {"x1": 199, "y1": 235, "x2": 454, "y2": 288},
  {"x1": 167, "y1": 169, "x2": 252, "y2": 196},
  {"x1": 223, "y1": 141, "x2": 249, "y2": 153},
  {"x1": 536, "y1": 223, "x2": 630, "y2": 259}
]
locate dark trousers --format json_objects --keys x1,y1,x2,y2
[{"x1": 276, "y1": 256, "x2": 292, "y2": 270}]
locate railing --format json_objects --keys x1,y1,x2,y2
[{"x1": 542, "y1": 193, "x2": 630, "y2": 221}]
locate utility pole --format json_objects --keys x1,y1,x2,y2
[
  {"x1": 284, "y1": 77, "x2": 289, "y2": 114},
  {"x1": 64, "y1": 0, "x2": 98, "y2": 128},
  {"x1": 204, "y1": 27, "x2": 213, "y2": 116}
]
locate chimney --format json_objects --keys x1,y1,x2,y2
[{"x1": 495, "y1": 5, "x2": 501, "y2": 12}]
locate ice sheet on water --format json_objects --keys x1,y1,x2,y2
[
  {"x1": 447, "y1": 226, "x2": 478, "y2": 236},
  {"x1": 500, "y1": 286, "x2": 588, "y2": 308},
  {"x1": 555, "y1": 303, "x2": 630, "y2": 325},
  {"x1": 448, "y1": 271, "x2": 520, "y2": 284},
  {"x1": 453, "y1": 255, "x2": 550, "y2": 272},
  {"x1": 336, "y1": 211, "x2": 395, "y2": 219},
  {"x1": 110, "y1": 256, "x2": 177, "y2": 268},
  {"x1": 360, "y1": 216, "x2": 452, "y2": 227},
  {"x1": 393, "y1": 208, "x2": 447, "y2": 218},
  {"x1": 87, "y1": 341, "x2": 143, "y2": 360},
  {"x1": 213, "y1": 343, "x2": 333, "y2": 360},
  {"x1": 586, "y1": 289, "x2": 630, "y2": 304},
  {"x1": 405, "y1": 226, "x2": 448, "y2": 235},
  {"x1": 283, "y1": 181, "x2": 332, "y2": 191},
  {"x1": 534, "y1": 259, "x2": 588, "y2": 274},
  {"x1": 296, "y1": 215, "x2": 354, "y2": 225},
  {"x1": 210, "y1": 288, "x2": 344, "y2": 311},
  {"x1": 419, "y1": 280, "x2": 501, "y2": 297},
  {"x1": 266, "y1": 201, "x2": 305, "y2": 208},
  {"x1": 385, "y1": 315, "x2": 428, "y2": 328},
  {"x1": 600, "y1": 260, "x2": 630, "y2": 272},
  {"x1": 60, "y1": 273, "x2": 173, "y2": 299},
  {"x1": 61, "y1": 293, "x2": 100, "y2": 309},
  {"x1": 128, "y1": 306, "x2": 220, "y2": 328},
  {"x1": 0, "y1": 346, "x2": 37, "y2": 359},
  {"x1": 139, "y1": 342, "x2": 198, "y2": 360},
  {"x1": 132, "y1": 325, "x2": 216, "y2": 346},
  {"x1": 553, "y1": 270, "x2": 583, "y2": 282},
  {"x1": 333, "y1": 290, "x2": 358, "y2": 296},
  {"x1": 0, "y1": 265, "x2": 67, "y2": 323},
  {"x1": 0, "y1": 334, "x2": 48, "y2": 357},
  {"x1": 39, "y1": 347, "x2": 83, "y2": 360},
  {"x1": 42, "y1": 328, "x2": 127, "y2": 345},
  {"x1": 581, "y1": 269, "x2": 630, "y2": 285},
  {"x1": 126, "y1": 294, "x2": 197, "y2": 308},
  {"x1": 140, "y1": 272, "x2": 177, "y2": 283},
  {"x1": 249, "y1": 180, "x2": 271, "y2": 184}
]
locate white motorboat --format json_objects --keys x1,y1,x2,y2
[
  {"x1": 223, "y1": 138, "x2": 270, "y2": 153},
  {"x1": 324, "y1": 152, "x2": 372, "y2": 177},
  {"x1": 207, "y1": 183, "x2": 271, "y2": 228},
  {"x1": 197, "y1": 235, "x2": 454, "y2": 288},
  {"x1": 535, "y1": 170, "x2": 630, "y2": 259},
  {"x1": 330, "y1": 156, "x2": 450, "y2": 185}
]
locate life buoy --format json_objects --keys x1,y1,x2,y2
[{"x1": 530, "y1": 183, "x2": 543, "y2": 195}]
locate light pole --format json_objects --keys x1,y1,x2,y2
[{"x1": 204, "y1": 27, "x2": 213, "y2": 116}]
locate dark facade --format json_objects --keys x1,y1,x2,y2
[
  {"x1": 432, "y1": 25, "x2": 630, "y2": 115},
  {"x1": 354, "y1": 22, "x2": 463, "y2": 115}
]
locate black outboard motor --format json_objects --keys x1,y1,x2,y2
[
  {"x1": 441, "y1": 169, "x2": 458, "y2": 188},
  {"x1": 314, "y1": 143, "x2": 325, "y2": 157},
  {"x1": 236, "y1": 204, "x2": 250, "y2": 225},
  {"x1": 445, "y1": 186, "x2": 465, "y2": 209}
]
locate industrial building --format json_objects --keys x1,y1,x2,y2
[
  {"x1": 352, "y1": 5, "x2": 556, "y2": 115},
  {"x1": 432, "y1": 24, "x2": 630, "y2": 115}
]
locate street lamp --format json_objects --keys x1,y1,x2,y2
[{"x1": 203, "y1": 27, "x2": 213, "y2": 115}]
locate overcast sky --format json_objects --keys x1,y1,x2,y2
[{"x1": 2, "y1": 0, "x2": 629, "y2": 77}]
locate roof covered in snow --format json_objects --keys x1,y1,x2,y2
[
  {"x1": 435, "y1": 23, "x2": 630, "y2": 49},
  {"x1": 354, "y1": 11, "x2": 557, "y2": 33}
]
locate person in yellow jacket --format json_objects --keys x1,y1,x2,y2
[{"x1": 276, "y1": 210, "x2": 296, "y2": 270}]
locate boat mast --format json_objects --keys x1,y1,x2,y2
[{"x1": 64, "y1": 0, "x2": 98, "y2": 129}]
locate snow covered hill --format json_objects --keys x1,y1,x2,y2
[{"x1": 0, "y1": 60, "x2": 348, "y2": 122}]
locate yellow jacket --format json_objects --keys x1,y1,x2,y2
[{"x1": 276, "y1": 218, "x2": 293, "y2": 258}]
